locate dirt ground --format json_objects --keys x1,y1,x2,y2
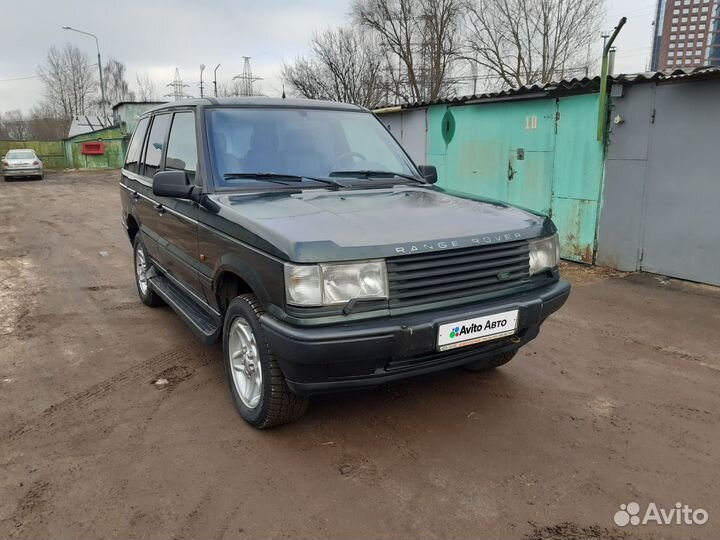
[{"x1": 1, "y1": 170, "x2": 718, "y2": 540}]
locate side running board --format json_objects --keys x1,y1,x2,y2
[{"x1": 148, "y1": 275, "x2": 222, "y2": 344}]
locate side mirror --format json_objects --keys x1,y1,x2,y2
[
  {"x1": 418, "y1": 165, "x2": 438, "y2": 184},
  {"x1": 153, "y1": 170, "x2": 192, "y2": 199}
]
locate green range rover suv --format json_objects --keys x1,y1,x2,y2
[{"x1": 119, "y1": 97, "x2": 570, "y2": 428}]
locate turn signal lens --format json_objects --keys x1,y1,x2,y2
[{"x1": 284, "y1": 264, "x2": 322, "y2": 306}]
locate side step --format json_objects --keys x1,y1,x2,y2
[{"x1": 148, "y1": 275, "x2": 222, "y2": 344}]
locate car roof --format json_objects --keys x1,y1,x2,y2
[
  {"x1": 144, "y1": 97, "x2": 367, "y2": 115},
  {"x1": 6, "y1": 149, "x2": 36, "y2": 154}
]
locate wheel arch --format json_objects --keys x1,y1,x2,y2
[
  {"x1": 126, "y1": 214, "x2": 140, "y2": 242},
  {"x1": 215, "y1": 270, "x2": 254, "y2": 314}
]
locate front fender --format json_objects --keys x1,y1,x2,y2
[{"x1": 211, "y1": 252, "x2": 283, "y2": 311}]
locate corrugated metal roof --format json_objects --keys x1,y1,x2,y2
[
  {"x1": 67, "y1": 115, "x2": 114, "y2": 138},
  {"x1": 111, "y1": 101, "x2": 166, "y2": 110},
  {"x1": 391, "y1": 66, "x2": 720, "y2": 111},
  {"x1": 612, "y1": 65, "x2": 720, "y2": 83}
]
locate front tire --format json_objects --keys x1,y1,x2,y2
[
  {"x1": 462, "y1": 350, "x2": 517, "y2": 372},
  {"x1": 223, "y1": 294, "x2": 308, "y2": 428},
  {"x1": 133, "y1": 235, "x2": 163, "y2": 307}
]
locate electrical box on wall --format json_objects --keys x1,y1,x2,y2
[{"x1": 81, "y1": 141, "x2": 105, "y2": 155}]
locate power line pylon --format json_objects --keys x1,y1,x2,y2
[
  {"x1": 165, "y1": 68, "x2": 190, "y2": 101},
  {"x1": 233, "y1": 56, "x2": 263, "y2": 96}
]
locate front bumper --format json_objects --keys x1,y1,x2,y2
[
  {"x1": 260, "y1": 279, "x2": 571, "y2": 396},
  {"x1": 3, "y1": 167, "x2": 42, "y2": 177}
]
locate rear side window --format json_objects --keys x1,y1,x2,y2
[
  {"x1": 124, "y1": 117, "x2": 149, "y2": 174},
  {"x1": 142, "y1": 114, "x2": 171, "y2": 178},
  {"x1": 165, "y1": 112, "x2": 198, "y2": 183}
]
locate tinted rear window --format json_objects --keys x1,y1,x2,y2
[
  {"x1": 165, "y1": 112, "x2": 197, "y2": 183},
  {"x1": 142, "y1": 114, "x2": 171, "y2": 178},
  {"x1": 124, "y1": 117, "x2": 149, "y2": 174}
]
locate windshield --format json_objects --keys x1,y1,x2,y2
[
  {"x1": 205, "y1": 107, "x2": 418, "y2": 188},
  {"x1": 6, "y1": 150, "x2": 35, "y2": 159}
]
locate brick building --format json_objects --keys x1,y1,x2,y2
[{"x1": 651, "y1": 0, "x2": 720, "y2": 70}]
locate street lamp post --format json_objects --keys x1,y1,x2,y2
[
  {"x1": 62, "y1": 25, "x2": 107, "y2": 120},
  {"x1": 213, "y1": 64, "x2": 221, "y2": 98}
]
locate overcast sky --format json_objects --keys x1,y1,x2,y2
[{"x1": 0, "y1": 0, "x2": 657, "y2": 113}]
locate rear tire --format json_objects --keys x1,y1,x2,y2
[
  {"x1": 462, "y1": 350, "x2": 517, "y2": 372},
  {"x1": 133, "y1": 235, "x2": 163, "y2": 307},
  {"x1": 223, "y1": 294, "x2": 308, "y2": 428}
]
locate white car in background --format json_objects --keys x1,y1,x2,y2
[{"x1": 2, "y1": 149, "x2": 44, "y2": 180}]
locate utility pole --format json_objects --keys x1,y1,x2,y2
[
  {"x1": 470, "y1": 59, "x2": 478, "y2": 95},
  {"x1": 199, "y1": 64, "x2": 205, "y2": 98},
  {"x1": 213, "y1": 64, "x2": 221, "y2": 97},
  {"x1": 601, "y1": 32, "x2": 610, "y2": 52},
  {"x1": 61, "y1": 25, "x2": 106, "y2": 120},
  {"x1": 597, "y1": 18, "x2": 627, "y2": 141}
]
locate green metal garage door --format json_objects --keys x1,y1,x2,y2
[{"x1": 426, "y1": 93, "x2": 604, "y2": 263}]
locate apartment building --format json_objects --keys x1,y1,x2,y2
[{"x1": 651, "y1": 0, "x2": 720, "y2": 70}]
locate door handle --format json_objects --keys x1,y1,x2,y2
[
  {"x1": 132, "y1": 191, "x2": 140, "y2": 201},
  {"x1": 155, "y1": 204, "x2": 166, "y2": 215}
]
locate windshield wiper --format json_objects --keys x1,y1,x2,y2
[
  {"x1": 329, "y1": 170, "x2": 425, "y2": 183},
  {"x1": 223, "y1": 172, "x2": 342, "y2": 189}
]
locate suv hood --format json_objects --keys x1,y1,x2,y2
[{"x1": 205, "y1": 186, "x2": 553, "y2": 262}]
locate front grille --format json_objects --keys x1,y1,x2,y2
[{"x1": 386, "y1": 240, "x2": 530, "y2": 308}]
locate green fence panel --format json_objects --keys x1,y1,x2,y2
[{"x1": 0, "y1": 139, "x2": 68, "y2": 169}]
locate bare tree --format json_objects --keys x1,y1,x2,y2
[
  {"x1": 464, "y1": 0, "x2": 604, "y2": 87},
  {"x1": 217, "y1": 79, "x2": 241, "y2": 97},
  {"x1": 353, "y1": 0, "x2": 463, "y2": 102},
  {"x1": 282, "y1": 26, "x2": 386, "y2": 108},
  {"x1": 135, "y1": 72, "x2": 157, "y2": 101},
  {"x1": 38, "y1": 44, "x2": 98, "y2": 117},
  {"x1": 2, "y1": 110, "x2": 30, "y2": 140},
  {"x1": 103, "y1": 58, "x2": 135, "y2": 106},
  {"x1": 27, "y1": 104, "x2": 72, "y2": 139}
]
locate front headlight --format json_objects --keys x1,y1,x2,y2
[
  {"x1": 284, "y1": 260, "x2": 388, "y2": 306},
  {"x1": 529, "y1": 234, "x2": 560, "y2": 275}
]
